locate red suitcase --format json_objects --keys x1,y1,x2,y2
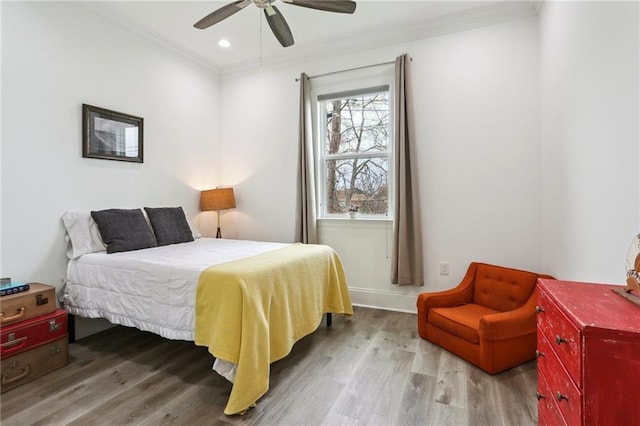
[{"x1": 0, "y1": 309, "x2": 67, "y2": 359}]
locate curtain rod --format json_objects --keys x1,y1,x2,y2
[{"x1": 294, "y1": 59, "x2": 403, "y2": 82}]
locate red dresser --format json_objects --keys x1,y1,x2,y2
[{"x1": 536, "y1": 279, "x2": 640, "y2": 426}]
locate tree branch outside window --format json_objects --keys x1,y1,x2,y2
[{"x1": 321, "y1": 89, "x2": 390, "y2": 217}]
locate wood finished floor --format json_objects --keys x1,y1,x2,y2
[{"x1": 1, "y1": 307, "x2": 538, "y2": 426}]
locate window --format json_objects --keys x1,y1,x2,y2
[{"x1": 318, "y1": 85, "x2": 392, "y2": 218}]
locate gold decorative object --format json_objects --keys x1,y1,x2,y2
[{"x1": 613, "y1": 233, "x2": 640, "y2": 307}]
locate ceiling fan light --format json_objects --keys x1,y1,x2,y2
[
  {"x1": 218, "y1": 38, "x2": 231, "y2": 48},
  {"x1": 265, "y1": 5, "x2": 276, "y2": 16}
]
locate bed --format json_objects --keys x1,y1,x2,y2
[{"x1": 61, "y1": 208, "x2": 353, "y2": 415}]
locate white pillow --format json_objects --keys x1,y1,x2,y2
[{"x1": 61, "y1": 211, "x2": 106, "y2": 259}]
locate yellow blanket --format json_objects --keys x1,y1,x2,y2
[{"x1": 194, "y1": 243, "x2": 353, "y2": 415}]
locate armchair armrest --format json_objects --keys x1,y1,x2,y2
[
  {"x1": 478, "y1": 288, "x2": 538, "y2": 341},
  {"x1": 416, "y1": 262, "x2": 478, "y2": 313}
]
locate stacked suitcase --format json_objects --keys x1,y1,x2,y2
[{"x1": 0, "y1": 283, "x2": 68, "y2": 393}]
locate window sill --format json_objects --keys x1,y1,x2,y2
[{"x1": 318, "y1": 217, "x2": 393, "y2": 230}]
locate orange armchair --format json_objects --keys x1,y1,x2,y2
[{"x1": 417, "y1": 262, "x2": 553, "y2": 374}]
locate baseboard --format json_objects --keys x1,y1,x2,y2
[{"x1": 349, "y1": 287, "x2": 419, "y2": 314}]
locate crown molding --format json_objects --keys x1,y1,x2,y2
[
  {"x1": 72, "y1": 1, "x2": 222, "y2": 74},
  {"x1": 219, "y1": 1, "x2": 539, "y2": 76},
  {"x1": 73, "y1": 1, "x2": 539, "y2": 78}
]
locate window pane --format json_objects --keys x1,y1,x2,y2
[
  {"x1": 324, "y1": 92, "x2": 389, "y2": 156},
  {"x1": 325, "y1": 157, "x2": 388, "y2": 215}
]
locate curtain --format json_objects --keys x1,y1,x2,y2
[
  {"x1": 294, "y1": 73, "x2": 319, "y2": 244},
  {"x1": 392, "y1": 54, "x2": 424, "y2": 285}
]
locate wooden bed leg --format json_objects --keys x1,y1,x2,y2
[{"x1": 326, "y1": 313, "x2": 332, "y2": 327}]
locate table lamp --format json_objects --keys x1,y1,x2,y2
[{"x1": 200, "y1": 187, "x2": 236, "y2": 238}]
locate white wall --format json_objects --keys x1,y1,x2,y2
[
  {"x1": 220, "y1": 16, "x2": 542, "y2": 312},
  {"x1": 216, "y1": 69, "x2": 301, "y2": 242},
  {"x1": 539, "y1": 1, "x2": 639, "y2": 283},
  {"x1": 1, "y1": 2, "x2": 221, "y2": 298},
  {"x1": 5, "y1": 1, "x2": 635, "y2": 323}
]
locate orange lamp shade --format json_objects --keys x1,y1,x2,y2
[{"x1": 200, "y1": 188, "x2": 236, "y2": 211}]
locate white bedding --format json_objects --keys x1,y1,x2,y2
[{"x1": 63, "y1": 238, "x2": 289, "y2": 341}]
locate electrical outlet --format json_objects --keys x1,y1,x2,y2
[{"x1": 439, "y1": 261, "x2": 449, "y2": 275}]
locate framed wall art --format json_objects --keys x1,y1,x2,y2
[{"x1": 82, "y1": 104, "x2": 143, "y2": 163}]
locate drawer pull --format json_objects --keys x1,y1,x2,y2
[
  {"x1": 536, "y1": 350, "x2": 545, "y2": 358},
  {"x1": 1, "y1": 365, "x2": 31, "y2": 385},
  {"x1": 0, "y1": 307, "x2": 26, "y2": 324},
  {"x1": 536, "y1": 392, "x2": 546, "y2": 400},
  {"x1": 556, "y1": 391, "x2": 569, "y2": 402},
  {"x1": 535, "y1": 306, "x2": 545, "y2": 313},
  {"x1": 555, "y1": 335, "x2": 568, "y2": 345}
]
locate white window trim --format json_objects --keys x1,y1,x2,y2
[{"x1": 310, "y1": 65, "x2": 396, "y2": 221}]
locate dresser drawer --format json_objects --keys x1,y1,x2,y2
[
  {"x1": 537, "y1": 330, "x2": 582, "y2": 426},
  {"x1": 537, "y1": 369, "x2": 568, "y2": 426},
  {"x1": 537, "y1": 289, "x2": 582, "y2": 386}
]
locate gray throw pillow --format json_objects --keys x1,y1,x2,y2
[
  {"x1": 91, "y1": 208, "x2": 157, "y2": 254},
  {"x1": 144, "y1": 207, "x2": 194, "y2": 246}
]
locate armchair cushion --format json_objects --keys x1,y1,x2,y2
[
  {"x1": 472, "y1": 263, "x2": 538, "y2": 312},
  {"x1": 429, "y1": 304, "x2": 498, "y2": 344}
]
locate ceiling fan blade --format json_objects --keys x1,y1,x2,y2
[
  {"x1": 194, "y1": 0, "x2": 252, "y2": 29},
  {"x1": 282, "y1": 0, "x2": 357, "y2": 14},
  {"x1": 264, "y1": 5, "x2": 294, "y2": 48}
]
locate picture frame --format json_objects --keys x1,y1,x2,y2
[{"x1": 82, "y1": 104, "x2": 144, "y2": 163}]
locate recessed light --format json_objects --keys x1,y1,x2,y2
[{"x1": 218, "y1": 39, "x2": 231, "y2": 48}]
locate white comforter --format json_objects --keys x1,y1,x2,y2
[{"x1": 63, "y1": 238, "x2": 289, "y2": 341}]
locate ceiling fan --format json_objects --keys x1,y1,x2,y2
[{"x1": 194, "y1": 0, "x2": 357, "y2": 48}]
